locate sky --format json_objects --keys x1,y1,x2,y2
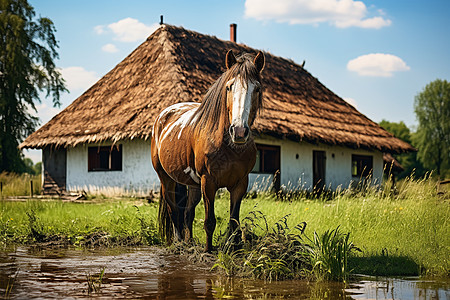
[{"x1": 25, "y1": 0, "x2": 450, "y2": 163}]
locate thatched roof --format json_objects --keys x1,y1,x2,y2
[
  {"x1": 383, "y1": 153, "x2": 404, "y2": 173},
  {"x1": 20, "y1": 24, "x2": 414, "y2": 153}
]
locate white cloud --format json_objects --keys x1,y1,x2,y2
[
  {"x1": 94, "y1": 25, "x2": 105, "y2": 35},
  {"x1": 343, "y1": 97, "x2": 357, "y2": 108},
  {"x1": 102, "y1": 43, "x2": 119, "y2": 53},
  {"x1": 347, "y1": 53, "x2": 410, "y2": 77},
  {"x1": 96, "y1": 18, "x2": 159, "y2": 42},
  {"x1": 61, "y1": 67, "x2": 99, "y2": 92},
  {"x1": 244, "y1": 0, "x2": 391, "y2": 29}
]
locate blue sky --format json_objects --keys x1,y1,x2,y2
[{"x1": 25, "y1": 0, "x2": 450, "y2": 162}]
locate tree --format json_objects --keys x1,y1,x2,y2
[
  {"x1": 0, "y1": 0, "x2": 66, "y2": 173},
  {"x1": 379, "y1": 120, "x2": 412, "y2": 144},
  {"x1": 379, "y1": 120, "x2": 425, "y2": 179},
  {"x1": 413, "y1": 79, "x2": 450, "y2": 177}
]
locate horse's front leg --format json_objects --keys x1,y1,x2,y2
[
  {"x1": 228, "y1": 176, "x2": 248, "y2": 242},
  {"x1": 201, "y1": 175, "x2": 217, "y2": 252}
]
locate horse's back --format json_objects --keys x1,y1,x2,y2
[
  {"x1": 152, "y1": 102, "x2": 199, "y2": 144},
  {"x1": 152, "y1": 102, "x2": 200, "y2": 186}
]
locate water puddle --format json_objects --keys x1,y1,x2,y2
[
  {"x1": 0, "y1": 246, "x2": 448, "y2": 299},
  {"x1": 347, "y1": 276, "x2": 449, "y2": 300}
]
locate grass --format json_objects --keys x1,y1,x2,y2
[
  {"x1": 86, "y1": 268, "x2": 106, "y2": 294},
  {"x1": 0, "y1": 172, "x2": 41, "y2": 197},
  {"x1": 0, "y1": 199, "x2": 160, "y2": 247},
  {"x1": 0, "y1": 175, "x2": 448, "y2": 279},
  {"x1": 212, "y1": 212, "x2": 358, "y2": 282},
  {"x1": 208, "y1": 175, "x2": 449, "y2": 278}
]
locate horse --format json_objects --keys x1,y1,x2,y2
[{"x1": 151, "y1": 50, "x2": 265, "y2": 252}]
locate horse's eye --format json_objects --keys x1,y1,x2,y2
[
  {"x1": 226, "y1": 84, "x2": 233, "y2": 91},
  {"x1": 255, "y1": 86, "x2": 261, "y2": 93}
]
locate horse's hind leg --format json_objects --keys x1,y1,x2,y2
[
  {"x1": 154, "y1": 162, "x2": 184, "y2": 242},
  {"x1": 151, "y1": 139, "x2": 185, "y2": 242},
  {"x1": 184, "y1": 186, "x2": 201, "y2": 241},
  {"x1": 175, "y1": 183, "x2": 188, "y2": 240}
]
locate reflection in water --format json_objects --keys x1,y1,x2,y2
[
  {"x1": 347, "y1": 276, "x2": 450, "y2": 300},
  {"x1": 0, "y1": 246, "x2": 448, "y2": 299}
]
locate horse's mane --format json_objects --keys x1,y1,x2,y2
[{"x1": 191, "y1": 53, "x2": 263, "y2": 138}]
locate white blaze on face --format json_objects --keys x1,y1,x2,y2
[{"x1": 229, "y1": 77, "x2": 257, "y2": 128}]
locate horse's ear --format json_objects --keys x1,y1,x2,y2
[
  {"x1": 254, "y1": 51, "x2": 265, "y2": 73},
  {"x1": 226, "y1": 50, "x2": 237, "y2": 69}
]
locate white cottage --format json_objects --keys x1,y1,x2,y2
[{"x1": 20, "y1": 24, "x2": 413, "y2": 195}]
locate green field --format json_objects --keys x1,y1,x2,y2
[{"x1": 0, "y1": 176, "x2": 449, "y2": 278}]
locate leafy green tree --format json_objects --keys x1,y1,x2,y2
[
  {"x1": 413, "y1": 79, "x2": 450, "y2": 177},
  {"x1": 379, "y1": 120, "x2": 412, "y2": 144},
  {"x1": 22, "y1": 157, "x2": 33, "y2": 173},
  {"x1": 32, "y1": 161, "x2": 41, "y2": 175},
  {"x1": 379, "y1": 120, "x2": 425, "y2": 179},
  {"x1": 0, "y1": 0, "x2": 66, "y2": 173}
]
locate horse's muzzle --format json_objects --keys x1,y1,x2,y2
[{"x1": 229, "y1": 125, "x2": 250, "y2": 144}]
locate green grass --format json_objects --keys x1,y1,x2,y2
[
  {"x1": 0, "y1": 172, "x2": 41, "y2": 197},
  {"x1": 0, "y1": 175, "x2": 448, "y2": 278},
  {"x1": 0, "y1": 199, "x2": 160, "y2": 246},
  {"x1": 206, "y1": 176, "x2": 449, "y2": 277}
]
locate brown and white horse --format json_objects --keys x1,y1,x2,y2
[{"x1": 151, "y1": 50, "x2": 265, "y2": 252}]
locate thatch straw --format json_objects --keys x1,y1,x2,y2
[{"x1": 20, "y1": 25, "x2": 414, "y2": 153}]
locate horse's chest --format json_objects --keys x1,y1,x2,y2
[{"x1": 205, "y1": 146, "x2": 256, "y2": 187}]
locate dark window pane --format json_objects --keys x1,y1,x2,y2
[
  {"x1": 351, "y1": 155, "x2": 373, "y2": 178},
  {"x1": 88, "y1": 144, "x2": 122, "y2": 172},
  {"x1": 111, "y1": 145, "x2": 122, "y2": 171},
  {"x1": 99, "y1": 149, "x2": 109, "y2": 170},
  {"x1": 263, "y1": 149, "x2": 279, "y2": 173},
  {"x1": 252, "y1": 144, "x2": 280, "y2": 174}
]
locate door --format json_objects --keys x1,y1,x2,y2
[
  {"x1": 313, "y1": 150, "x2": 326, "y2": 191},
  {"x1": 43, "y1": 146, "x2": 67, "y2": 194}
]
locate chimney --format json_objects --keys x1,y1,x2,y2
[
  {"x1": 160, "y1": 15, "x2": 163, "y2": 25},
  {"x1": 230, "y1": 23, "x2": 237, "y2": 43}
]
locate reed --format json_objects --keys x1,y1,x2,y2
[
  {"x1": 305, "y1": 226, "x2": 359, "y2": 282},
  {"x1": 86, "y1": 268, "x2": 105, "y2": 294},
  {"x1": 213, "y1": 210, "x2": 356, "y2": 282}
]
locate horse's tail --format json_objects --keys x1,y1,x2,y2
[
  {"x1": 158, "y1": 183, "x2": 188, "y2": 244},
  {"x1": 158, "y1": 185, "x2": 173, "y2": 244}
]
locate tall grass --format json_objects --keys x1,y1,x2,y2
[
  {"x1": 212, "y1": 211, "x2": 358, "y2": 282},
  {"x1": 305, "y1": 226, "x2": 358, "y2": 282},
  {"x1": 0, "y1": 172, "x2": 41, "y2": 197},
  {"x1": 0, "y1": 200, "x2": 160, "y2": 246},
  {"x1": 0, "y1": 175, "x2": 448, "y2": 278},
  {"x1": 205, "y1": 175, "x2": 449, "y2": 277}
]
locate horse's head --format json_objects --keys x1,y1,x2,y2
[{"x1": 225, "y1": 50, "x2": 265, "y2": 145}]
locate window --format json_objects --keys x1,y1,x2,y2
[
  {"x1": 352, "y1": 154, "x2": 373, "y2": 178},
  {"x1": 252, "y1": 144, "x2": 280, "y2": 174},
  {"x1": 88, "y1": 145, "x2": 122, "y2": 171}
]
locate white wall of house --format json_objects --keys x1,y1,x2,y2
[
  {"x1": 249, "y1": 135, "x2": 384, "y2": 191},
  {"x1": 66, "y1": 139, "x2": 159, "y2": 194},
  {"x1": 65, "y1": 136, "x2": 383, "y2": 194}
]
